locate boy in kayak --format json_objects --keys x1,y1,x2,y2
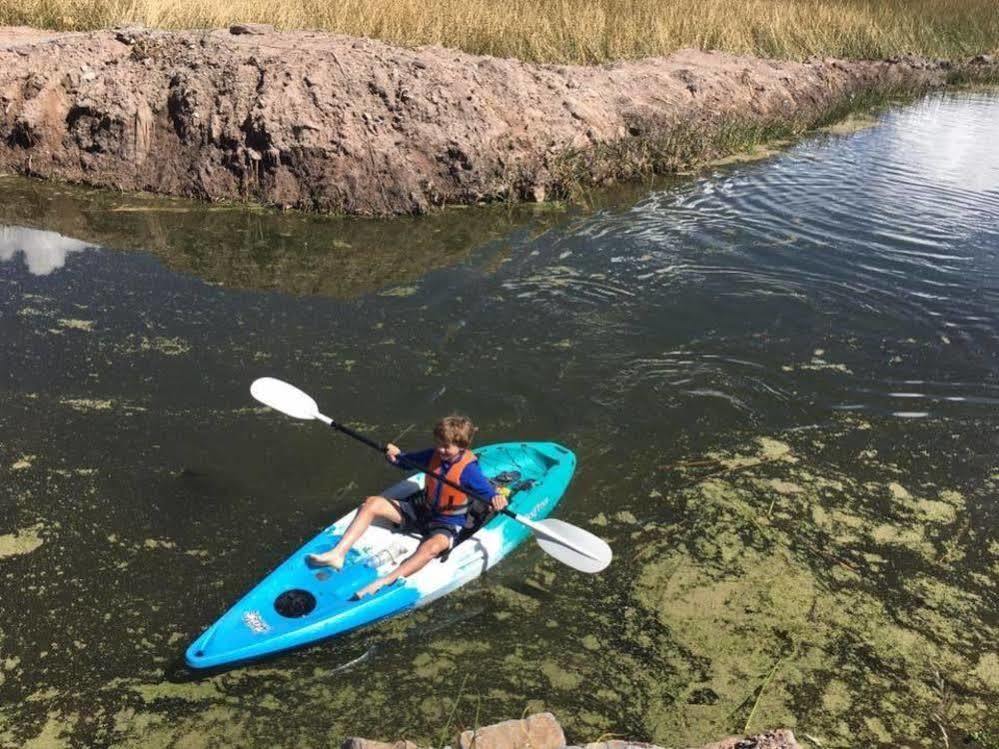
[{"x1": 306, "y1": 415, "x2": 508, "y2": 599}]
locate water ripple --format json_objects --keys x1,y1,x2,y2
[{"x1": 494, "y1": 90, "x2": 999, "y2": 421}]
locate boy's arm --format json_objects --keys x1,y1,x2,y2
[
  {"x1": 459, "y1": 461, "x2": 506, "y2": 510},
  {"x1": 392, "y1": 448, "x2": 434, "y2": 470}
]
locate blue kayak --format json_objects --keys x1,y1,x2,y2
[{"x1": 186, "y1": 442, "x2": 576, "y2": 669}]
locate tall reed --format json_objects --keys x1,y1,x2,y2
[{"x1": 1, "y1": 0, "x2": 996, "y2": 63}]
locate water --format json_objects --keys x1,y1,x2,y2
[{"x1": 1, "y1": 91, "x2": 997, "y2": 748}]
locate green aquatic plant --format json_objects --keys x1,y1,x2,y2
[
  {"x1": 548, "y1": 79, "x2": 944, "y2": 204},
  {"x1": 630, "y1": 422, "x2": 997, "y2": 747}
]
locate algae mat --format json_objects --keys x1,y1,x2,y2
[{"x1": 1, "y1": 410, "x2": 996, "y2": 748}]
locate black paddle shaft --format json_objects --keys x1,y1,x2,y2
[{"x1": 326, "y1": 419, "x2": 514, "y2": 517}]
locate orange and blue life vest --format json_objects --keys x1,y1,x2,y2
[{"x1": 425, "y1": 449, "x2": 478, "y2": 515}]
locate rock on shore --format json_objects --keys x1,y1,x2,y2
[
  {"x1": 0, "y1": 25, "x2": 993, "y2": 215},
  {"x1": 342, "y1": 712, "x2": 800, "y2": 749}
]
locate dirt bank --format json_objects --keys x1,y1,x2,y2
[{"x1": 0, "y1": 25, "x2": 995, "y2": 216}]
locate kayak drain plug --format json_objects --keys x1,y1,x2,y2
[{"x1": 275, "y1": 589, "x2": 317, "y2": 618}]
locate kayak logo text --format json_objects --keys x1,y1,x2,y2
[{"x1": 243, "y1": 610, "x2": 272, "y2": 634}]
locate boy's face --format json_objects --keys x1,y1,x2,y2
[{"x1": 435, "y1": 441, "x2": 462, "y2": 460}]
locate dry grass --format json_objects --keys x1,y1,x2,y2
[{"x1": 1, "y1": 0, "x2": 997, "y2": 63}]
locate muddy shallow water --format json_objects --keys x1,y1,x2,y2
[{"x1": 1, "y1": 91, "x2": 998, "y2": 748}]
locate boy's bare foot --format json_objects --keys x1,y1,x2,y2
[
  {"x1": 306, "y1": 550, "x2": 345, "y2": 569},
  {"x1": 353, "y1": 578, "x2": 388, "y2": 599}
]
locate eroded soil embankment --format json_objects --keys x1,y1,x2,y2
[{"x1": 0, "y1": 26, "x2": 995, "y2": 216}]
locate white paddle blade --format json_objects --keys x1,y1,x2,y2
[
  {"x1": 250, "y1": 378, "x2": 320, "y2": 420},
  {"x1": 532, "y1": 518, "x2": 612, "y2": 574}
]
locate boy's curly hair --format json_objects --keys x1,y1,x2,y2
[{"x1": 433, "y1": 415, "x2": 477, "y2": 448}]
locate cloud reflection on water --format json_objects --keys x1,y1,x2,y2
[{"x1": 0, "y1": 225, "x2": 93, "y2": 275}]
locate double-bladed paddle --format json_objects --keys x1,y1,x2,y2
[{"x1": 249, "y1": 377, "x2": 612, "y2": 574}]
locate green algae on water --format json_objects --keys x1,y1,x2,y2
[
  {"x1": 11, "y1": 455, "x2": 35, "y2": 470},
  {"x1": 0, "y1": 525, "x2": 45, "y2": 559},
  {"x1": 59, "y1": 398, "x2": 113, "y2": 412},
  {"x1": 630, "y1": 425, "x2": 997, "y2": 747},
  {"x1": 56, "y1": 318, "x2": 94, "y2": 331}
]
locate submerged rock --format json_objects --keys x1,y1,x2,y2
[
  {"x1": 343, "y1": 740, "x2": 422, "y2": 749},
  {"x1": 458, "y1": 713, "x2": 565, "y2": 749},
  {"x1": 342, "y1": 713, "x2": 799, "y2": 749}
]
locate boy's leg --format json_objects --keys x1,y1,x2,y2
[
  {"x1": 307, "y1": 495, "x2": 404, "y2": 568},
  {"x1": 353, "y1": 531, "x2": 452, "y2": 599}
]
